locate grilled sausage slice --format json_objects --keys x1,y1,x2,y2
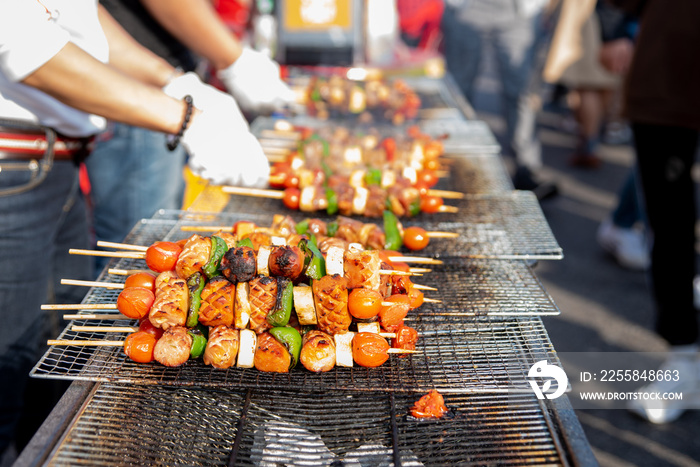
[
  {"x1": 248, "y1": 275, "x2": 277, "y2": 333},
  {"x1": 313, "y1": 274, "x2": 351, "y2": 335},
  {"x1": 153, "y1": 326, "x2": 192, "y2": 367},
  {"x1": 199, "y1": 276, "x2": 235, "y2": 327},
  {"x1": 203, "y1": 325, "x2": 240, "y2": 369},
  {"x1": 268, "y1": 245, "x2": 305, "y2": 280},
  {"x1": 221, "y1": 246, "x2": 257, "y2": 283},
  {"x1": 254, "y1": 332, "x2": 290, "y2": 373},
  {"x1": 149, "y1": 271, "x2": 188, "y2": 330},
  {"x1": 300, "y1": 330, "x2": 336, "y2": 372},
  {"x1": 176, "y1": 235, "x2": 211, "y2": 280}
]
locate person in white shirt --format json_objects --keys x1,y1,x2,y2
[{"x1": 0, "y1": 0, "x2": 269, "y2": 457}]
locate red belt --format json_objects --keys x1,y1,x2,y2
[{"x1": 0, "y1": 128, "x2": 95, "y2": 162}]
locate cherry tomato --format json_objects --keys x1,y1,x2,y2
[
  {"x1": 283, "y1": 187, "x2": 301, "y2": 210},
  {"x1": 117, "y1": 287, "x2": 155, "y2": 319},
  {"x1": 123, "y1": 331, "x2": 157, "y2": 363},
  {"x1": 407, "y1": 125, "x2": 422, "y2": 139},
  {"x1": 417, "y1": 170, "x2": 439, "y2": 188},
  {"x1": 403, "y1": 226, "x2": 430, "y2": 251},
  {"x1": 348, "y1": 288, "x2": 383, "y2": 319},
  {"x1": 381, "y1": 137, "x2": 396, "y2": 162},
  {"x1": 145, "y1": 241, "x2": 182, "y2": 272},
  {"x1": 392, "y1": 325, "x2": 419, "y2": 351},
  {"x1": 138, "y1": 317, "x2": 163, "y2": 339},
  {"x1": 379, "y1": 294, "x2": 411, "y2": 329},
  {"x1": 424, "y1": 158, "x2": 441, "y2": 171},
  {"x1": 124, "y1": 272, "x2": 157, "y2": 292},
  {"x1": 419, "y1": 196, "x2": 444, "y2": 214},
  {"x1": 410, "y1": 390, "x2": 448, "y2": 419},
  {"x1": 424, "y1": 141, "x2": 444, "y2": 160},
  {"x1": 407, "y1": 287, "x2": 424, "y2": 310},
  {"x1": 283, "y1": 173, "x2": 300, "y2": 189},
  {"x1": 352, "y1": 332, "x2": 390, "y2": 367}
]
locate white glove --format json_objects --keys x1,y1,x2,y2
[
  {"x1": 163, "y1": 73, "x2": 269, "y2": 188},
  {"x1": 217, "y1": 47, "x2": 296, "y2": 114}
]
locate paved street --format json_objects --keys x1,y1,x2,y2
[{"x1": 469, "y1": 60, "x2": 700, "y2": 467}]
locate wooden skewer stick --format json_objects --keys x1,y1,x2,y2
[
  {"x1": 61, "y1": 279, "x2": 124, "y2": 289},
  {"x1": 108, "y1": 268, "x2": 151, "y2": 276},
  {"x1": 438, "y1": 205, "x2": 459, "y2": 214},
  {"x1": 426, "y1": 231, "x2": 459, "y2": 239},
  {"x1": 72, "y1": 325, "x2": 138, "y2": 333},
  {"x1": 47, "y1": 340, "x2": 124, "y2": 347},
  {"x1": 64, "y1": 314, "x2": 127, "y2": 320},
  {"x1": 96, "y1": 241, "x2": 148, "y2": 252},
  {"x1": 387, "y1": 256, "x2": 442, "y2": 265},
  {"x1": 422, "y1": 298, "x2": 441, "y2": 304},
  {"x1": 424, "y1": 189, "x2": 464, "y2": 200},
  {"x1": 409, "y1": 268, "x2": 432, "y2": 274},
  {"x1": 412, "y1": 283, "x2": 437, "y2": 291},
  {"x1": 380, "y1": 270, "x2": 420, "y2": 276},
  {"x1": 221, "y1": 186, "x2": 285, "y2": 199},
  {"x1": 69, "y1": 249, "x2": 145, "y2": 259},
  {"x1": 42, "y1": 303, "x2": 117, "y2": 310},
  {"x1": 46, "y1": 340, "x2": 418, "y2": 355}
]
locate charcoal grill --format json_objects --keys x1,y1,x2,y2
[{"x1": 41, "y1": 384, "x2": 587, "y2": 467}]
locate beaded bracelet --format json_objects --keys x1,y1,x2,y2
[{"x1": 167, "y1": 95, "x2": 194, "y2": 151}]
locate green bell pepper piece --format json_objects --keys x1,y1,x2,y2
[
  {"x1": 295, "y1": 219, "x2": 309, "y2": 235},
  {"x1": 186, "y1": 272, "x2": 205, "y2": 328},
  {"x1": 325, "y1": 188, "x2": 338, "y2": 215},
  {"x1": 298, "y1": 237, "x2": 326, "y2": 280},
  {"x1": 408, "y1": 199, "x2": 421, "y2": 217},
  {"x1": 320, "y1": 159, "x2": 333, "y2": 180},
  {"x1": 188, "y1": 324, "x2": 208, "y2": 359},
  {"x1": 203, "y1": 236, "x2": 227, "y2": 279},
  {"x1": 236, "y1": 238, "x2": 254, "y2": 249},
  {"x1": 326, "y1": 221, "x2": 338, "y2": 237},
  {"x1": 267, "y1": 278, "x2": 294, "y2": 327},
  {"x1": 364, "y1": 168, "x2": 382, "y2": 186},
  {"x1": 269, "y1": 326, "x2": 302, "y2": 370},
  {"x1": 383, "y1": 210, "x2": 403, "y2": 251}
]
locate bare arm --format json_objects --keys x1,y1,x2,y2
[
  {"x1": 97, "y1": 4, "x2": 178, "y2": 87},
  {"x1": 140, "y1": 0, "x2": 243, "y2": 70},
  {"x1": 21, "y1": 41, "x2": 192, "y2": 134}
]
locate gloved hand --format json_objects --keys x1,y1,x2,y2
[
  {"x1": 163, "y1": 72, "x2": 269, "y2": 188},
  {"x1": 217, "y1": 47, "x2": 296, "y2": 114}
]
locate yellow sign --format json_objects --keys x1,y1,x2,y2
[{"x1": 284, "y1": 0, "x2": 352, "y2": 31}]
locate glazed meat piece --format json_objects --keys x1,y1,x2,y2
[
  {"x1": 313, "y1": 273, "x2": 351, "y2": 335},
  {"x1": 335, "y1": 216, "x2": 364, "y2": 244},
  {"x1": 153, "y1": 326, "x2": 192, "y2": 367},
  {"x1": 254, "y1": 332, "x2": 290, "y2": 373},
  {"x1": 175, "y1": 235, "x2": 211, "y2": 280},
  {"x1": 242, "y1": 231, "x2": 272, "y2": 252},
  {"x1": 203, "y1": 325, "x2": 240, "y2": 369},
  {"x1": 300, "y1": 330, "x2": 336, "y2": 372},
  {"x1": 214, "y1": 231, "x2": 238, "y2": 250},
  {"x1": 365, "y1": 185, "x2": 387, "y2": 218},
  {"x1": 248, "y1": 275, "x2": 277, "y2": 333},
  {"x1": 316, "y1": 235, "x2": 350, "y2": 255},
  {"x1": 270, "y1": 214, "x2": 297, "y2": 238},
  {"x1": 268, "y1": 245, "x2": 305, "y2": 281},
  {"x1": 199, "y1": 276, "x2": 235, "y2": 327},
  {"x1": 149, "y1": 271, "x2": 188, "y2": 330},
  {"x1": 306, "y1": 218, "x2": 327, "y2": 236},
  {"x1": 221, "y1": 246, "x2": 257, "y2": 283},
  {"x1": 344, "y1": 249, "x2": 381, "y2": 291},
  {"x1": 365, "y1": 226, "x2": 386, "y2": 251}
]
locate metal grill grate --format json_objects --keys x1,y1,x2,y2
[
  {"x1": 33, "y1": 315, "x2": 557, "y2": 393},
  {"x1": 419, "y1": 119, "x2": 501, "y2": 154},
  {"x1": 48, "y1": 385, "x2": 565, "y2": 466}
]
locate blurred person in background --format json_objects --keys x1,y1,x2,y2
[
  {"x1": 605, "y1": 0, "x2": 700, "y2": 424},
  {"x1": 441, "y1": 0, "x2": 558, "y2": 201},
  {"x1": 0, "y1": 1, "x2": 268, "y2": 460},
  {"x1": 86, "y1": 0, "x2": 294, "y2": 274}
]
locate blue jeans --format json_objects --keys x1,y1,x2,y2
[
  {"x1": 442, "y1": 1, "x2": 543, "y2": 170},
  {"x1": 85, "y1": 123, "x2": 186, "y2": 273},
  {"x1": 611, "y1": 167, "x2": 645, "y2": 229},
  {"x1": 0, "y1": 161, "x2": 92, "y2": 452}
]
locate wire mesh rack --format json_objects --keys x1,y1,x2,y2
[{"x1": 46, "y1": 384, "x2": 568, "y2": 466}]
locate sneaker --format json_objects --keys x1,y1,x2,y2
[
  {"x1": 596, "y1": 218, "x2": 650, "y2": 271},
  {"x1": 603, "y1": 122, "x2": 632, "y2": 145},
  {"x1": 627, "y1": 347, "x2": 700, "y2": 424}
]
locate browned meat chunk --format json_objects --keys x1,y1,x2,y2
[
  {"x1": 268, "y1": 245, "x2": 305, "y2": 280},
  {"x1": 221, "y1": 246, "x2": 256, "y2": 283},
  {"x1": 300, "y1": 330, "x2": 336, "y2": 372},
  {"x1": 254, "y1": 332, "x2": 290, "y2": 373},
  {"x1": 203, "y1": 325, "x2": 240, "y2": 369},
  {"x1": 153, "y1": 326, "x2": 192, "y2": 367},
  {"x1": 175, "y1": 235, "x2": 211, "y2": 280}
]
